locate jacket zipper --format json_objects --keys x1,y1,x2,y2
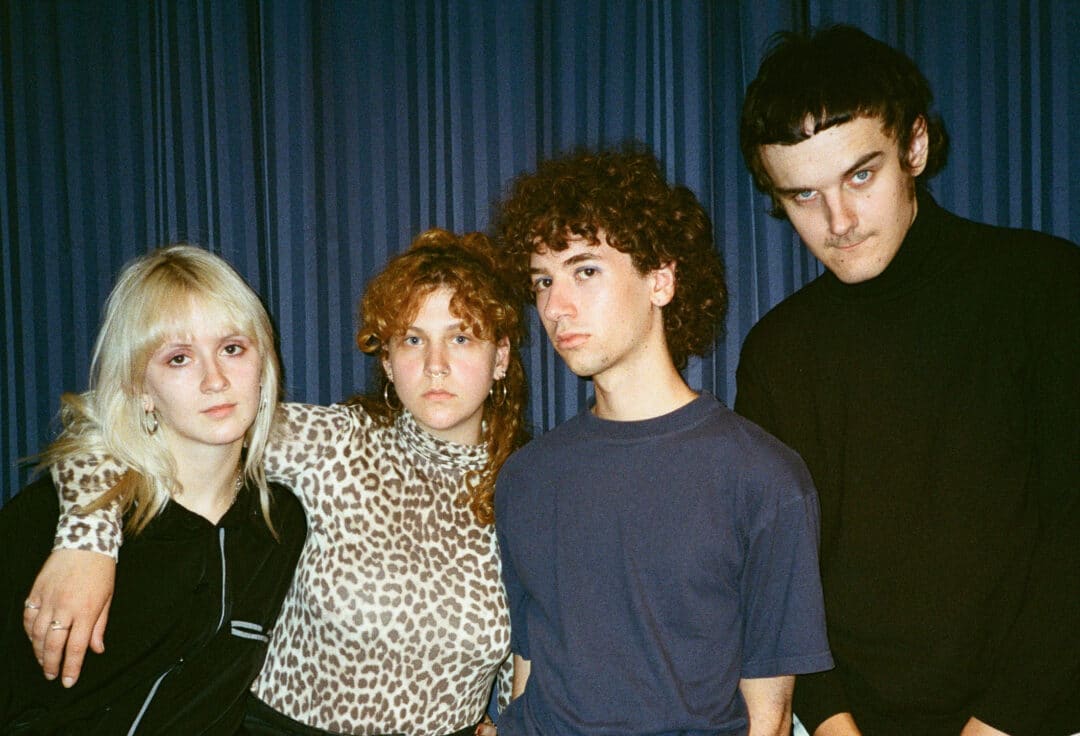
[{"x1": 126, "y1": 528, "x2": 230, "y2": 734}]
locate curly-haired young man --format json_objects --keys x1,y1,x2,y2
[
  {"x1": 737, "y1": 25, "x2": 1080, "y2": 736},
  {"x1": 491, "y1": 145, "x2": 833, "y2": 736}
]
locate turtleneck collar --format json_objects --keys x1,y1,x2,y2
[
  {"x1": 820, "y1": 188, "x2": 953, "y2": 302},
  {"x1": 394, "y1": 409, "x2": 488, "y2": 471}
]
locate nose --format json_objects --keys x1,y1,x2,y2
[
  {"x1": 825, "y1": 191, "x2": 857, "y2": 237},
  {"x1": 424, "y1": 343, "x2": 449, "y2": 378},
  {"x1": 541, "y1": 279, "x2": 575, "y2": 325},
  {"x1": 202, "y1": 358, "x2": 230, "y2": 392}
]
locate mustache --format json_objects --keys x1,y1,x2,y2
[{"x1": 826, "y1": 232, "x2": 870, "y2": 249}]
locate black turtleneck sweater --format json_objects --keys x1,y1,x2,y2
[{"x1": 735, "y1": 192, "x2": 1079, "y2": 736}]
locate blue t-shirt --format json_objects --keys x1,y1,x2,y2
[{"x1": 495, "y1": 393, "x2": 832, "y2": 736}]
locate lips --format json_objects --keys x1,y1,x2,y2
[
  {"x1": 202, "y1": 403, "x2": 237, "y2": 418},
  {"x1": 423, "y1": 390, "x2": 455, "y2": 401},
  {"x1": 554, "y1": 332, "x2": 588, "y2": 350}
]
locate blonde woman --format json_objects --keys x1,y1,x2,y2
[{"x1": 2, "y1": 245, "x2": 306, "y2": 734}]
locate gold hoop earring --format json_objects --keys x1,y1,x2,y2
[
  {"x1": 384, "y1": 382, "x2": 402, "y2": 411},
  {"x1": 489, "y1": 380, "x2": 508, "y2": 408},
  {"x1": 142, "y1": 407, "x2": 159, "y2": 435}
]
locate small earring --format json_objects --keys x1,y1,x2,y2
[
  {"x1": 142, "y1": 407, "x2": 159, "y2": 435},
  {"x1": 384, "y1": 382, "x2": 402, "y2": 411},
  {"x1": 489, "y1": 380, "x2": 508, "y2": 408}
]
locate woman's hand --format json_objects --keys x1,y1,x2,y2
[
  {"x1": 475, "y1": 714, "x2": 497, "y2": 736},
  {"x1": 23, "y1": 549, "x2": 115, "y2": 687}
]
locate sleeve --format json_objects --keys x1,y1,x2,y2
[
  {"x1": 262, "y1": 402, "x2": 368, "y2": 511},
  {"x1": 50, "y1": 454, "x2": 125, "y2": 558},
  {"x1": 735, "y1": 336, "x2": 850, "y2": 732},
  {"x1": 738, "y1": 453, "x2": 833, "y2": 680},
  {"x1": 971, "y1": 244, "x2": 1080, "y2": 733},
  {"x1": 49, "y1": 402, "x2": 364, "y2": 557}
]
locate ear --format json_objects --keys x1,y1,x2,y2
[
  {"x1": 493, "y1": 337, "x2": 511, "y2": 379},
  {"x1": 649, "y1": 262, "x2": 676, "y2": 308},
  {"x1": 381, "y1": 356, "x2": 393, "y2": 382},
  {"x1": 906, "y1": 116, "x2": 930, "y2": 177},
  {"x1": 141, "y1": 394, "x2": 154, "y2": 413}
]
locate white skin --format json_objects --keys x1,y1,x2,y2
[
  {"x1": 382, "y1": 287, "x2": 510, "y2": 446},
  {"x1": 528, "y1": 234, "x2": 694, "y2": 420},
  {"x1": 762, "y1": 119, "x2": 1011, "y2": 736},
  {"x1": 524, "y1": 234, "x2": 793, "y2": 734},
  {"x1": 141, "y1": 304, "x2": 263, "y2": 520},
  {"x1": 760, "y1": 115, "x2": 929, "y2": 284},
  {"x1": 24, "y1": 302, "x2": 264, "y2": 684}
]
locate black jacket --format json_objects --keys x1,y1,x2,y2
[{"x1": 1, "y1": 475, "x2": 306, "y2": 735}]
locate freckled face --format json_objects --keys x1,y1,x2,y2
[
  {"x1": 142, "y1": 304, "x2": 262, "y2": 458},
  {"x1": 382, "y1": 288, "x2": 510, "y2": 445},
  {"x1": 760, "y1": 116, "x2": 929, "y2": 284},
  {"x1": 529, "y1": 234, "x2": 668, "y2": 383}
]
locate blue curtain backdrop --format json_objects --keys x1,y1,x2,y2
[{"x1": 2, "y1": 0, "x2": 1078, "y2": 502}]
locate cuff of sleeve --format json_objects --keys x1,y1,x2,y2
[
  {"x1": 793, "y1": 667, "x2": 850, "y2": 734},
  {"x1": 52, "y1": 512, "x2": 121, "y2": 559}
]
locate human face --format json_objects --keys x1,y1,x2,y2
[
  {"x1": 760, "y1": 116, "x2": 929, "y2": 284},
  {"x1": 529, "y1": 234, "x2": 673, "y2": 383},
  {"x1": 382, "y1": 287, "x2": 510, "y2": 445},
  {"x1": 142, "y1": 303, "x2": 263, "y2": 460}
]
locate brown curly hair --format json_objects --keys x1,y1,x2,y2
[
  {"x1": 349, "y1": 228, "x2": 529, "y2": 525},
  {"x1": 492, "y1": 144, "x2": 727, "y2": 370}
]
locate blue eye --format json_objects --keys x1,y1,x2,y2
[{"x1": 852, "y1": 170, "x2": 872, "y2": 184}]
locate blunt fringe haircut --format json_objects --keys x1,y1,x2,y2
[
  {"x1": 740, "y1": 24, "x2": 950, "y2": 217},
  {"x1": 42, "y1": 245, "x2": 283, "y2": 536}
]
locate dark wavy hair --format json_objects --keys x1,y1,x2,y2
[
  {"x1": 741, "y1": 24, "x2": 950, "y2": 217},
  {"x1": 350, "y1": 229, "x2": 530, "y2": 526},
  {"x1": 492, "y1": 144, "x2": 727, "y2": 370}
]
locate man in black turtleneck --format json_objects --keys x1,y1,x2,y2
[{"x1": 736, "y1": 25, "x2": 1079, "y2": 736}]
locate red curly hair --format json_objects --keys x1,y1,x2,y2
[
  {"x1": 350, "y1": 228, "x2": 529, "y2": 525},
  {"x1": 492, "y1": 144, "x2": 727, "y2": 369}
]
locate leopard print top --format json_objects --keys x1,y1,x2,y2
[{"x1": 53, "y1": 402, "x2": 512, "y2": 736}]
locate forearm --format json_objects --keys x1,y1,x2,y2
[
  {"x1": 511, "y1": 655, "x2": 530, "y2": 699},
  {"x1": 739, "y1": 675, "x2": 793, "y2": 736}
]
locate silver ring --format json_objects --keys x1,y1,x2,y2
[
  {"x1": 48, "y1": 620, "x2": 71, "y2": 632},
  {"x1": 24, "y1": 600, "x2": 41, "y2": 610}
]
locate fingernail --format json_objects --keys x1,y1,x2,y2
[
  {"x1": 45, "y1": 672, "x2": 56, "y2": 680},
  {"x1": 62, "y1": 677, "x2": 75, "y2": 688}
]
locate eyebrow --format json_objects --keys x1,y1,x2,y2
[
  {"x1": 529, "y1": 251, "x2": 600, "y2": 274},
  {"x1": 773, "y1": 150, "x2": 885, "y2": 195}
]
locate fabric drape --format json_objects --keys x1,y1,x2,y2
[{"x1": 2, "y1": 0, "x2": 1077, "y2": 503}]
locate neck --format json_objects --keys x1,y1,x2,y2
[
  {"x1": 591, "y1": 353, "x2": 697, "y2": 422},
  {"x1": 167, "y1": 440, "x2": 244, "y2": 523}
]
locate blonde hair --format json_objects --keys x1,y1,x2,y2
[{"x1": 41, "y1": 245, "x2": 282, "y2": 536}]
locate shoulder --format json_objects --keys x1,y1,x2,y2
[
  {"x1": 945, "y1": 208, "x2": 1079, "y2": 276},
  {"x1": 740, "y1": 277, "x2": 829, "y2": 360},
  {"x1": 265, "y1": 481, "x2": 306, "y2": 522},
  {"x1": 278, "y1": 401, "x2": 375, "y2": 445},
  {"x1": 699, "y1": 400, "x2": 813, "y2": 490}
]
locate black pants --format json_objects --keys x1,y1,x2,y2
[{"x1": 240, "y1": 694, "x2": 478, "y2": 736}]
